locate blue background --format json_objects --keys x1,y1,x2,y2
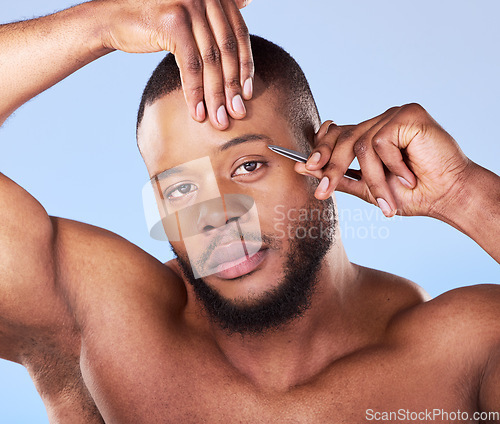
[{"x1": 1, "y1": 1, "x2": 499, "y2": 422}]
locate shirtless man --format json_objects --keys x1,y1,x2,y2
[{"x1": 1, "y1": 1, "x2": 499, "y2": 423}]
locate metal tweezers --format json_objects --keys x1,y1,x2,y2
[{"x1": 268, "y1": 145, "x2": 361, "y2": 181}]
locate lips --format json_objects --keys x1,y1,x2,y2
[{"x1": 206, "y1": 241, "x2": 268, "y2": 280}]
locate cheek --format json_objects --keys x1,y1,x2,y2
[
  {"x1": 254, "y1": 193, "x2": 314, "y2": 241},
  {"x1": 259, "y1": 173, "x2": 312, "y2": 219},
  {"x1": 279, "y1": 161, "x2": 315, "y2": 193}
]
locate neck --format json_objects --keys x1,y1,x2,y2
[{"x1": 202, "y1": 242, "x2": 363, "y2": 391}]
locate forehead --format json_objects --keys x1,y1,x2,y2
[{"x1": 137, "y1": 85, "x2": 296, "y2": 177}]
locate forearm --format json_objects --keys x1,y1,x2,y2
[
  {"x1": 0, "y1": 2, "x2": 111, "y2": 125},
  {"x1": 433, "y1": 161, "x2": 500, "y2": 262}
]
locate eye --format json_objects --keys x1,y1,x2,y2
[
  {"x1": 232, "y1": 161, "x2": 265, "y2": 177},
  {"x1": 166, "y1": 183, "x2": 198, "y2": 200}
]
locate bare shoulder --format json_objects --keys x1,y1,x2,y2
[
  {"x1": 355, "y1": 264, "x2": 500, "y2": 348},
  {"x1": 354, "y1": 264, "x2": 430, "y2": 326},
  {"x1": 384, "y1": 283, "x2": 500, "y2": 373},
  {"x1": 389, "y1": 283, "x2": 500, "y2": 338}
]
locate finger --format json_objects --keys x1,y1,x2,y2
[
  {"x1": 168, "y1": 11, "x2": 206, "y2": 123},
  {"x1": 191, "y1": 10, "x2": 228, "y2": 129},
  {"x1": 220, "y1": 0, "x2": 254, "y2": 100},
  {"x1": 305, "y1": 120, "x2": 337, "y2": 170},
  {"x1": 296, "y1": 162, "x2": 331, "y2": 199},
  {"x1": 371, "y1": 119, "x2": 417, "y2": 189},
  {"x1": 295, "y1": 162, "x2": 361, "y2": 182},
  {"x1": 234, "y1": 0, "x2": 253, "y2": 7},
  {"x1": 206, "y1": 0, "x2": 247, "y2": 120},
  {"x1": 314, "y1": 127, "x2": 363, "y2": 199},
  {"x1": 294, "y1": 162, "x2": 331, "y2": 200},
  {"x1": 354, "y1": 136, "x2": 397, "y2": 217},
  {"x1": 319, "y1": 109, "x2": 400, "y2": 199},
  {"x1": 315, "y1": 119, "x2": 336, "y2": 140},
  {"x1": 335, "y1": 176, "x2": 376, "y2": 206},
  {"x1": 309, "y1": 108, "x2": 403, "y2": 200},
  {"x1": 294, "y1": 162, "x2": 323, "y2": 179},
  {"x1": 307, "y1": 109, "x2": 399, "y2": 192}
]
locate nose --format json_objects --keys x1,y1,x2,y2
[
  {"x1": 196, "y1": 194, "x2": 255, "y2": 234},
  {"x1": 172, "y1": 194, "x2": 254, "y2": 238},
  {"x1": 197, "y1": 198, "x2": 231, "y2": 233}
]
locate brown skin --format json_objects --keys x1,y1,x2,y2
[
  {"x1": 1, "y1": 2, "x2": 500, "y2": 423},
  {"x1": 2, "y1": 86, "x2": 500, "y2": 424}
]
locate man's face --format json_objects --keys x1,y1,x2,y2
[{"x1": 138, "y1": 84, "x2": 335, "y2": 334}]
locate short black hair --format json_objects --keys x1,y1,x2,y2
[{"x1": 137, "y1": 35, "x2": 320, "y2": 154}]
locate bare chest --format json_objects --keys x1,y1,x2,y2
[{"x1": 72, "y1": 341, "x2": 477, "y2": 424}]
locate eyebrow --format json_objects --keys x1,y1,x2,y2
[
  {"x1": 153, "y1": 166, "x2": 185, "y2": 181},
  {"x1": 152, "y1": 134, "x2": 271, "y2": 180},
  {"x1": 219, "y1": 134, "x2": 271, "y2": 152}
]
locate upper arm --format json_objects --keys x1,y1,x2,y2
[
  {"x1": 51, "y1": 216, "x2": 187, "y2": 332},
  {"x1": 0, "y1": 172, "x2": 62, "y2": 362},
  {"x1": 0, "y1": 171, "x2": 186, "y2": 365}
]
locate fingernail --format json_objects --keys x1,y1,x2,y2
[
  {"x1": 307, "y1": 152, "x2": 321, "y2": 167},
  {"x1": 232, "y1": 94, "x2": 246, "y2": 115},
  {"x1": 196, "y1": 101, "x2": 205, "y2": 121},
  {"x1": 318, "y1": 176, "x2": 330, "y2": 193},
  {"x1": 217, "y1": 105, "x2": 229, "y2": 127},
  {"x1": 243, "y1": 78, "x2": 253, "y2": 99},
  {"x1": 325, "y1": 121, "x2": 336, "y2": 134},
  {"x1": 398, "y1": 176, "x2": 413, "y2": 189},
  {"x1": 376, "y1": 198, "x2": 393, "y2": 217}
]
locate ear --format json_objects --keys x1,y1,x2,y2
[{"x1": 234, "y1": 0, "x2": 253, "y2": 9}]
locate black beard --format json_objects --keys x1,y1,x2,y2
[{"x1": 173, "y1": 196, "x2": 336, "y2": 336}]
